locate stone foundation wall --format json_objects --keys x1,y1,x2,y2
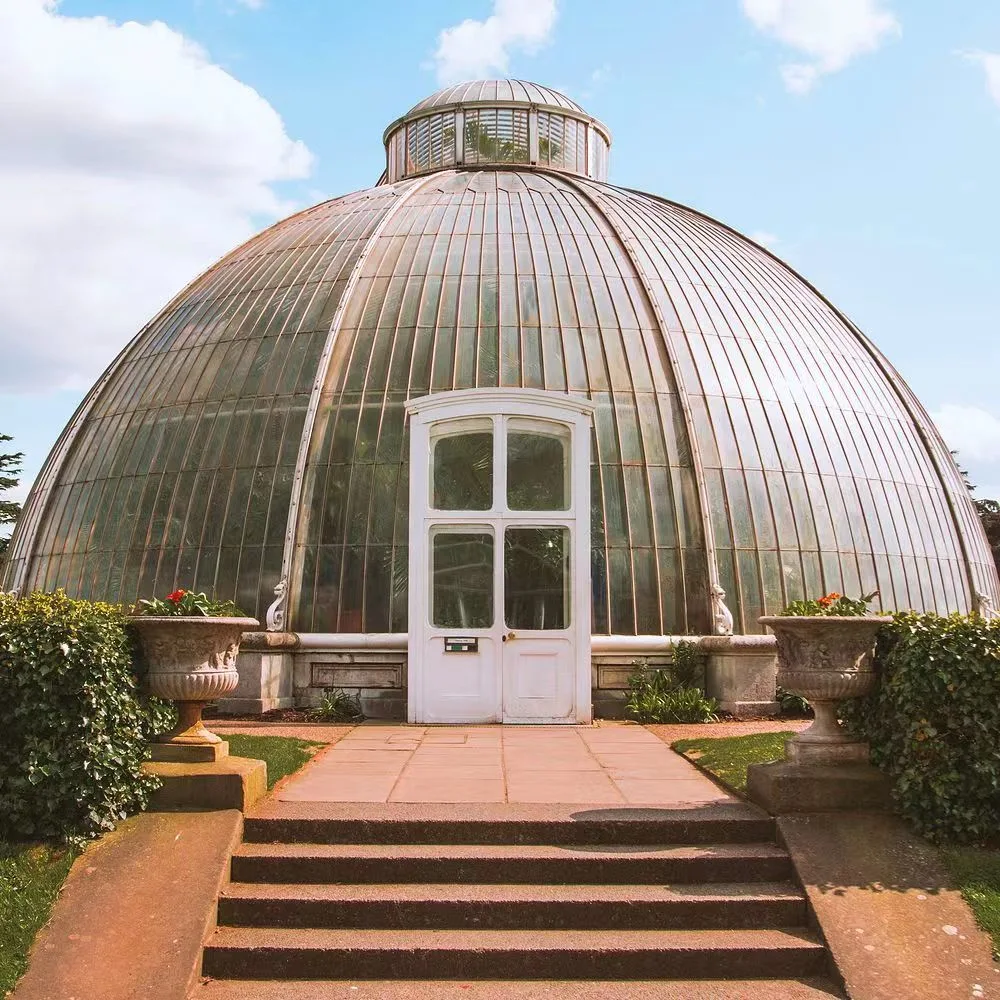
[
  {"x1": 294, "y1": 650, "x2": 407, "y2": 720},
  {"x1": 226, "y1": 633, "x2": 778, "y2": 720}
]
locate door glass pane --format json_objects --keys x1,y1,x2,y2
[
  {"x1": 507, "y1": 430, "x2": 569, "y2": 510},
  {"x1": 505, "y1": 527, "x2": 570, "y2": 629},
  {"x1": 432, "y1": 531, "x2": 494, "y2": 627},
  {"x1": 433, "y1": 431, "x2": 493, "y2": 510}
]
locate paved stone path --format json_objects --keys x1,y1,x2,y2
[{"x1": 275, "y1": 724, "x2": 733, "y2": 805}]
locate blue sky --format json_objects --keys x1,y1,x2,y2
[{"x1": 2, "y1": 0, "x2": 1000, "y2": 507}]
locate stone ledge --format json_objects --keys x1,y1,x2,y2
[
  {"x1": 746, "y1": 760, "x2": 891, "y2": 814},
  {"x1": 144, "y1": 756, "x2": 267, "y2": 812},
  {"x1": 12, "y1": 810, "x2": 242, "y2": 1000},
  {"x1": 779, "y1": 813, "x2": 1000, "y2": 1000}
]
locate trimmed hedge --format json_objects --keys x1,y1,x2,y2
[
  {"x1": 841, "y1": 612, "x2": 1000, "y2": 844},
  {"x1": 0, "y1": 591, "x2": 174, "y2": 842}
]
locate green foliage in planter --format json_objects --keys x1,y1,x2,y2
[
  {"x1": 625, "y1": 645, "x2": 719, "y2": 724},
  {"x1": 840, "y1": 612, "x2": 1000, "y2": 844},
  {"x1": 0, "y1": 591, "x2": 174, "y2": 843},
  {"x1": 776, "y1": 685, "x2": 813, "y2": 717},
  {"x1": 308, "y1": 688, "x2": 365, "y2": 723}
]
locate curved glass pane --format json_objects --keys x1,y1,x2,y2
[
  {"x1": 505, "y1": 527, "x2": 569, "y2": 629},
  {"x1": 433, "y1": 429, "x2": 493, "y2": 510},
  {"x1": 507, "y1": 428, "x2": 568, "y2": 511},
  {"x1": 432, "y1": 530, "x2": 494, "y2": 628}
]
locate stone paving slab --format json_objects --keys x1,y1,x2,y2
[{"x1": 275, "y1": 724, "x2": 734, "y2": 805}]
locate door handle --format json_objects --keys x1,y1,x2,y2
[{"x1": 502, "y1": 631, "x2": 516, "y2": 642}]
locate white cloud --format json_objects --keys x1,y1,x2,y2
[
  {"x1": 0, "y1": 0, "x2": 312, "y2": 392},
  {"x1": 931, "y1": 405, "x2": 1000, "y2": 465},
  {"x1": 431, "y1": 0, "x2": 558, "y2": 85},
  {"x1": 962, "y1": 50, "x2": 1000, "y2": 107},
  {"x1": 741, "y1": 0, "x2": 900, "y2": 94},
  {"x1": 750, "y1": 230, "x2": 780, "y2": 248}
]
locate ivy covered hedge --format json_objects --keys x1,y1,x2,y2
[
  {"x1": 0, "y1": 591, "x2": 174, "y2": 842},
  {"x1": 842, "y1": 612, "x2": 1000, "y2": 844}
]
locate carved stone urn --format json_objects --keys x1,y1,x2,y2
[
  {"x1": 758, "y1": 615, "x2": 891, "y2": 764},
  {"x1": 131, "y1": 616, "x2": 259, "y2": 745}
]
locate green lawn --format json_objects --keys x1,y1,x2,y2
[
  {"x1": 672, "y1": 730, "x2": 1000, "y2": 959},
  {"x1": 941, "y1": 847, "x2": 1000, "y2": 960},
  {"x1": 224, "y1": 734, "x2": 326, "y2": 789},
  {"x1": 672, "y1": 731, "x2": 792, "y2": 793},
  {"x1": 1, "y1": 843, "x2": 76, "y2": 996}
]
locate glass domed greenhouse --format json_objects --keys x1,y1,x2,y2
[{"x1": 6, "y1": 80, "x2": 997, "y2": 722}]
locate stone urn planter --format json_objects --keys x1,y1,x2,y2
[
  {"x1": 759, "y1": 614, "x2": 891, "y2": 764},
  {"x1": 131, "y1": 616, "x2": 259, "y2": 745}
]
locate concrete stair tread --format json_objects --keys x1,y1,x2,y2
[
  {"x1": 205, "y1": 925, "x2": 825, "y2": 951},
  {"x1": 243, "y1": 803, "x2": 774, "y2": 845},
  {"x1": 193, "y1": 977, "x2": 845, "y2": 998},
  {"x1": 221, "y1": 880, "x2": 805, "y2": 903},
  {"x1": 233, "y1": 842, "x2": 789, "y2": 862}
]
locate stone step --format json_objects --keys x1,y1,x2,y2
[
  {"x1": 231, "y1": 841, "x2": 795, "y2": 885},
  {"x1": 218, "y1": 880, "x2": 807, "y2": 930},
  {"x1": 242, "y1": 802, "x2": 773, "y2": 846},
  {"x1": 192, "y1": 976, "x2": 845, "y2": 998},
  {"x1": 201, "y1": 926, "x2": 829, "y2": 981}
]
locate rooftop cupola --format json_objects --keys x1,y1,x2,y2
[{"x1": 382, "y1": 79, "x2": 611, "y2": 183}]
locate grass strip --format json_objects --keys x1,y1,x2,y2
[
  {"x1": 941, "y1": 846, "x2": 1000, "y2": 960},
  {"x1": 672, "y1": 731, "x2": 795, "y2": 793},
  {"x1": 0, "y1": 842, "x2": 76, "y2": 996},
  {"x1": 224, "y1": 733, "x2": 325, "y2": 789}
]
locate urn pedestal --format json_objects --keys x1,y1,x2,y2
[
  {"x1": 131, "y1": 615, "x2": 259, "y2": 746},
  {"x1": 132, "y1": 615, "x2": 267, "y2": 811},
  {"x1": 747, "y1": 614, "x2": 892, "y2": 814},
  {"x1": 760, "y1": 614, "x2": 890, "y2": 764}
]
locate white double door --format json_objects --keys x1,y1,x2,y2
[{"x1": 407, "y1": 390, "x2": 594, "y2": 724}]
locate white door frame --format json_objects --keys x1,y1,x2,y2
[{"x1": 406, "y1": 389, "x2": 595, "y2": 724}]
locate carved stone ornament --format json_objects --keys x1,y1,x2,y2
[
  {"x1": 711, "y1": 584, "x2": 734, "y2": 635},
  {"x1": 131, "y1": 615, "x2": 259, "y2": 744},
  {"x1": 759, "y1": 614, "x2": 891, "y2": 757},
  {"x1": 265, "y1": 578, "x2": 287, "y2": 632},
  {"x1": 975, "y1": 591, "x2": 998, "y2": 621}
]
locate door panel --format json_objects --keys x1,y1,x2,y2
[
  {"x1": 502, "y1": 524, "x2": 574, "y2": 722},
  {"x1": 422, "y1": 526, "x2": 498, "y2": 723},
  {"x1": 502, "y1": 636, "x2": 574, "y2": 721},
  {"x1": 423, "y1": 635, "x2": 499, "y2": 723}
]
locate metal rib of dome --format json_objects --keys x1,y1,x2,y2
[
  {"x1": 408, "y1": 80, "x2": 584, "y2": 114},
  {"x1": 7, "y1": 165, "x2": 997, "y2": 635}
]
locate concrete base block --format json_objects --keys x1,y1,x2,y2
[
  {"x1": 144, "y1": 756, "x2": 267, "y2": 812},
  {"x1": 219, "y1": 644, "x2": 295, "y2": 714},
  {"x1": 149, "y1": 740, "x2": 229, "y2": 763},
  {"x1": 786, "y1": 737, "x2": 870, "y2": 765},
  {"x1": 216, "y1": 696, "x2": 294, "y2": 715},
  {"x1": 593, "y1": 689, "x2": 626, "y2": 719},
  {"x1": 747, "y1": 760, "x2": 891, "y2": 814},
  {"x1": 719, "y1": 699, "x2": 780, "y2": 719},
  {"x1": 360, "y1": 688, "x2": 406, "y2": 720},
  {"x1": 702, "y1": 635, "x2": 779, "y2": 718}
]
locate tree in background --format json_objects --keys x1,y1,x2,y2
[
  {"x1": 952, "y1": 450, "x2": 1000, "y2": 576},
  {"x1": 975, "y1": 499, "x2": 1000, "y2": 575},
  {"x1": 0, "y1": 434, "x2": 23, "y2": 560}
]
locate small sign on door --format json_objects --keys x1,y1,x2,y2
[{"x1": 444, "y1": 636, "x2": 478, "y2": 653}]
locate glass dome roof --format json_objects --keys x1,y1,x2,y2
[
  {"x1": 6, "y1": 82, "x2": 997, "y2": 636},
  {"x1": 407, "y1": 80, "x2": 585, "y2": 115}
]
